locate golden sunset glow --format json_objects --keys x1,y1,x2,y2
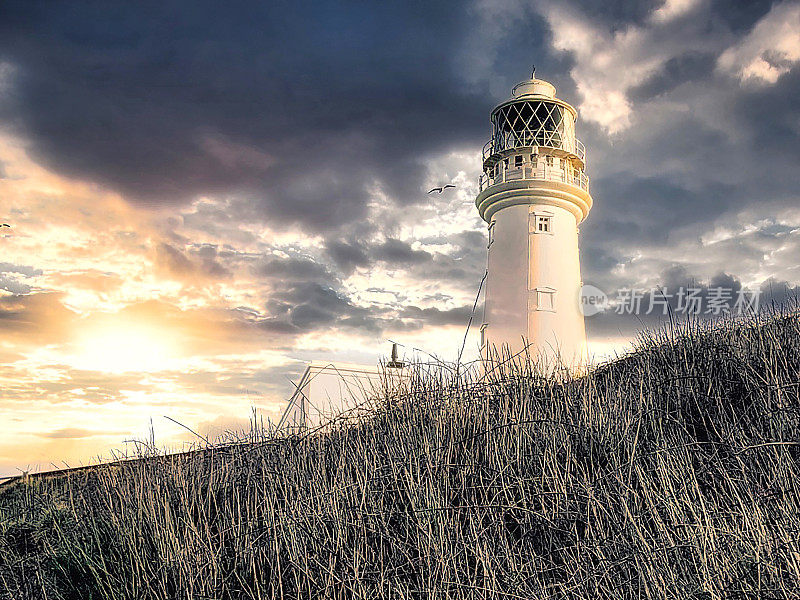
[
  {"x1": 0, "y1": 130, "x2": 485, "y2": 477},
  {"x1": 73, "y1": 324, "x2": 176, "y2": 374}
]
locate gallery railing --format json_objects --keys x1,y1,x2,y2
[{"x1": 479, "y1": 165, "x2": 590, "y2": 193}]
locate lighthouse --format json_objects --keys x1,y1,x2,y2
[{"x1": 476, "y1": 73, "x2": 593, "y2": 369}]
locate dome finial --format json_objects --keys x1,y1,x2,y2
[{"x1": 531, "y1": 64, "x2": 536, "y2": 79}]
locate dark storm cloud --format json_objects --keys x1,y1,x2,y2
[
  {"x1": 324, "y1": 239, "x2": 370, "y2": 273},
  {"x1": 255, "y1": 257, "x2": 478, "y2": 334},
  {"x1": 580, "y1": 245, "x2": 620, "y2": 275},
  {"x1": 156, "y1": 243, "x2": 200, "y2": 278},
  {"x1": 249, "y1": 250, "x2": 385, "y2": 333},
  {"x1": 758, "y1": 278, "x2": 800, "y2": 310},
  {"x1": 585, "y1": 173, "x2": 735, "y2": 247},
  {"x1": 568, "y1": 0, "x2": 664, "y2": 27},
  {"x1": 729, "y1": 69, "x2": 800, "y2": 172},
  {"x1": 579, "y1": 61, "x2": 800, "y2": 287},
  {"x1": 708, "y1": 0, "x2": 778, "y2": 32},
  {"x1": 269, "y1": 281, "x2": 378, "y2": 332},
  {"x1": 372, "y1": 238, "x2": 432, "y2": 265},
  {"x1": 252, "y1": 254, "x2": 383, "y2": 333},
  {"x1": 256, "y1": 255, "x2": 333, "y2": 281},
  {"x1": 325, "y1": 229, "x2": 486, "y2": 290},
  {"x1": 322, "y1": 231, "x2": 484, "y2": 284},
  {"x1": 408, "y1": 230, "x2": 487, "y2": 285},
  {"x1": 628, "y1": 52, "x2": 717, "y2": 101},
  {"x1": 5, "y1": 0, "x2": 782, "y2": 252},
  {"x1": 0, "y1": 0, "x2": 491, "y2": 231}
]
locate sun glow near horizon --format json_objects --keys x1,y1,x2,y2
[{"x1": 73, "y1": 323, "x2": 179, "y2": 374}]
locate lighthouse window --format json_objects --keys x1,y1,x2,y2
[
  {"x1": 535, "y1": 289, "x2": 556, "y2": 312},
  {"x1": 503, "y1": 158, "x2": 509, "y2": 169},
  {"x1": 514, "y1": 155, "x2": 523, "y2": 167},
  {"x1": 545, "y1": 155, "x2": 554, "y2": 167},
  {"x1": 494, "y1": 164, "x2": 499, "y2": 177},
  {"x1": 536, "y1": 216, "x2": 552, "y2": 233},
  {"x1": 491, "y1": 100, "x2": 565, "y2": 150},
  {"x1": 531, "y1": 155, "x2": 538, "y2": 167}
]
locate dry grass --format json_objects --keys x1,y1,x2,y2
[{"x1": 1, "y1": 309, "x2": 800, "y2": 599}]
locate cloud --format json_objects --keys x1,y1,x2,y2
[
  {"x1": 270, "y1": 281, "x2": 380, "y2": 332},
  {"x1": 154, "y1": 242, "x2": 232, "y2": 284},
  {"x1": 372, "y1": 238, "x2": 432, "y2": 265},
  {"x1": 0, "y1": 0, "x2": 488, "y2": 231},
  {"x1": 0, "y1": 262, "x2": 43, "y2": 277},
  {"x1": 526, "y1": 1, "x2": 800, "y2": 298},
  {"x1": 256, "y1": 255, "x2": 333, "y2": 281},
  {"x1": 717, "y1": 1, "x2": 800, "y2": 84},
  {"x1": 628, "y1": 52, "x2": 717, "y2": 100},
  {"x1": 0, "y1": 262, "x2": 42, "y2": 293},
  {"x1": 534, "y1": 2, "x2": 646, "y2": 133},
  {"x1": 0, "y1": 277, "x2": 30, "y2": 294},
  {"x1": 324, "y1": 238, "x2": 371, "y2": 273},
  {"x1": 0, "y1": 292, "x2": 77, "y2": 345},
  {"x1": 650, "y1": 0, "x2": 702, "y2": 23},
  {"x1": 38, "y1": 428, "x2": 107, "y2": 439},
  {"x1": 534, "y1": 0, "x2": 728, "y2": 133},
  {"x1": 399, "y1": 304, "x2": 473, "y2": 327}
]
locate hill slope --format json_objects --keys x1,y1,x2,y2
[{"x1": 2, "y1": 313, "x2": 800, "y2": 599}]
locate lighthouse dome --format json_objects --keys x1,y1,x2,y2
[
  {"x1": 510, "y1": 78, "x2": 556, "y2": 100},
  {"x1": 485, "y1": 75, "x2": 582, "y2": 170}
]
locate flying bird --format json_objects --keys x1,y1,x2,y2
[{"x1": 427, "y1": 184, "x2": 456, "y2": 194}]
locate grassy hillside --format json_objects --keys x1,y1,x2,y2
[{"x1": 2, "y1": 312, "x2": 800, "y2": 599}]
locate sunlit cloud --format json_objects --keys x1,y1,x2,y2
[
  {"x1": 649, "y1": 0, "x2": 702, "y2": 24},
  {"x1": 534, "y1": 0, "x2": 722, "y2": 133},
  {"x1": 717, "y1": 1, "x2": 800, "y2": 85}
]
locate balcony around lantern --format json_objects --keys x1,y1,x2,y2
[
  {"x1": 482, "y1": 136, "x2": 586, "y2": 165},
  {"x1": 478, "y1": 163, "x2": 590, "y2": 193}
]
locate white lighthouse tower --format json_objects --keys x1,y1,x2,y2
[{"x1": 477, "y1": 73, "x2": 593, "y2": 369}]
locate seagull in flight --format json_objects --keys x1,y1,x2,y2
[{"x1": 428, "y1": 184, "x2": 456, "y2": 194}]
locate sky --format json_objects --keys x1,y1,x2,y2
[{"x1": 1, "y1": 0, "x2": 799, "y2": 477}]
